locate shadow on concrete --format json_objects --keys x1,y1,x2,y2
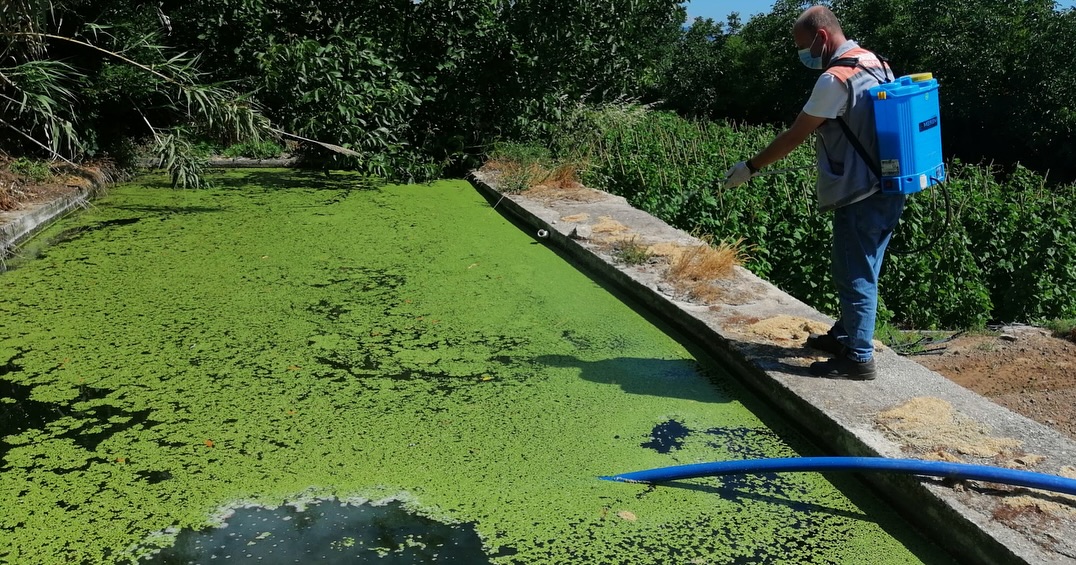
[{"x1": 722, "y1": 338, "x2": 818, "y2": 378}]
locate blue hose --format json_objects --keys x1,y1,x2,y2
[{"x1": 601, "y1": 457, "x2": 1076, "y2": 496}]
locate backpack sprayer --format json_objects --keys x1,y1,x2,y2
[
  {"x1": 870, "y1": 72, "x2": 946, "y2": 194},
  {"x1": 689, "y1": 68, "x2": 950, "y2": 255},
  {"x1": 868, "y1": 71, "x2": 950, "y2": 254},
  {"x1": 817, "y1": 58, "x2": 950, "y2": 254}
]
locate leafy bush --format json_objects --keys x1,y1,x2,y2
[
  {"x1": 8, "y1": 157, "x2": 51, "y2": 182},
  {"x1": 221, "y1": 140, "x2": 284, "y2": 160},
  {"x1": 956, "y1": 164, "x2": 1076, "y2": 323},
  {"x1": 257, "y1": 31, "x2": 426, "y2": 178},
  {"x1": 548, "y1": 103, "x2": 1076, "y2": 330}
]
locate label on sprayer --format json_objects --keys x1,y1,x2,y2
[{"x1": 880, "y1": 160, "x2": 900, "y2": 176}]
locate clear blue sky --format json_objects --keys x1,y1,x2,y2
[{"x1": 682, "y1": 0, "x2": 1076, "y2": 24}]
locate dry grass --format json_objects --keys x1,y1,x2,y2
[
  {"x1": 591, "y1": 216, "x2": 631, "y2": 236},
  {"x1": 664, "y1": 237, "x2": 743, "y2": 303},
  {"x1": 478, "y1": 158, "x2": 586, "y2": 196},
  {"x1": 876, "y1": 396, "x2": 1021, "y2": 457},
  {"x1": 539, "y1": 162, "x2": 583, "y2": 189}
]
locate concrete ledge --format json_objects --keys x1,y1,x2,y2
[
  {"x1": 469, "y1": 171, "x2": 1076, "y2": 564},
  {"x1": 0, "y1": 161, "x2": 297, "y2": 264},
  {"x1": 0, "y1": 168, "x2": 106, "y2": 264},
  {"x1": 137, "y1": 157, "x2": 301, "y2": 169},
  {"x1": 207, "y1": 157, "x2": 299, "y2": 168}
]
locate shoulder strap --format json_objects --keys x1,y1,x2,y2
[
  {"x1": 835, "y1": 116, "x2": 882, "y2": 180},
  {"x1": 826, "y1": 50, "x2": 895, "y2": 85},
  {"x1": 825, "y1": 49, "x2": 894, "y2": 180},
  {"x1": 827, "y1": 57, "x2": 860, "y2": 69}
]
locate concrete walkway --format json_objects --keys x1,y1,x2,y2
[
  {"x1": 468, "y1": 171, "x2": 1076, "y2": 565},
  {"x1": 2, "y1": 169, "x2": 1074, "y2": 563}
]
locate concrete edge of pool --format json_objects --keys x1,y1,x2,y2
[
  {"x1": 467, "y1": 171, "x2": 1076, "y2": 565},
  {"x1": 1, "y1": 169, "x2": 1073, "y2": 563},
  {"x1": 0, "y1": 187, "x2": 98, "y2": 262}
]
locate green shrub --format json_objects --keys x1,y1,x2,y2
[
  {"x1": 8, "y1": 157, "x2": 51, "y2": 182},
  {"x1": 222, "y1": 140, "x2": 285, "y2": 160},
  {"x1": 545, "y1": 103, "x2": 1076, "y2": 330},
  {"x1": 488, "y1": 142, "x2": 551, "y2": 166},
  {"x1": 1043, "y1": 319, "x2": 1076, "y2": 342}
]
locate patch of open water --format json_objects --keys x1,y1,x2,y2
[{"x1": 142, "y1": 498, "x2": 493, "y2": 564}]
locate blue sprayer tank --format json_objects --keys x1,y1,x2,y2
[{"x1": 869, "y1": 73, "x2": 945, "y2": 194}]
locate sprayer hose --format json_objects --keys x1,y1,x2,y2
[{"x1": 601, "y1": 456, "x2": 1076, "y2": 497}]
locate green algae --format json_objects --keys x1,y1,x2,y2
[{"x1": 0, "y1": 170, "x2": 953, "y2": 564}]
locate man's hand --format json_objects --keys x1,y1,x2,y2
[{"x1": 723, "y1": 161, "x2": 757, "y2": 189}]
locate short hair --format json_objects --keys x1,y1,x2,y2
[{"x1": 795, "y1": 6, "x2": 843, "y2": 35}]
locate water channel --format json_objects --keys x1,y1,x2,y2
[{"x1": 0, "y1": 170, "x2": 954, "y2": 563}]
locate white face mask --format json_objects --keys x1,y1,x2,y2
[{"x1": 798, "y1": 33, "x2": 826, "y2": 70}]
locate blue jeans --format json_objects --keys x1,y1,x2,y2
[{"x1": 828, "y1": 190, "x2": 905, "y2": 362}]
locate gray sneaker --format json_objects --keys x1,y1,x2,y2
[
  {"x1": 808, "y1": 356, "x2": 877, "y2": 381},
  {"x1": 805, "y1": 333, "x2": 845, "y2": 356}
]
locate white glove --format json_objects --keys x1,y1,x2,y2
[{"x1": 722, "y1": 161, "x2": 757, "y2": 189}]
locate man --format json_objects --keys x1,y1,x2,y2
[{"x1": 722, "y1": 6, "x2": 903, "y2": 381}]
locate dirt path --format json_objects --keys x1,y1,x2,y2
[{"x1": 910, "y1": 326, "x2": 1076, "y2": 441}]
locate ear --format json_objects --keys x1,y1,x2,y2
[{"x1": 815, "y1": 29, "x2": 830, "y2": 54}]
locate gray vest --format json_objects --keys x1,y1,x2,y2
[{"x1": 814, "y1": 42, "x2": 893, "y2": 211}]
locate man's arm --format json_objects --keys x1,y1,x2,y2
[{"x1": 747, "y1": 112, "x2": 827, "y2": 171}]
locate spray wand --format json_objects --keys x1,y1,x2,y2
[{"x1": 682, "y1": 164, "x2": 814, "y2": 202}]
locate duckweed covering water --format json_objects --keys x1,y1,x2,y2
[{"x1": 0, "y1": 170, "x2": 951, "y2": 564}]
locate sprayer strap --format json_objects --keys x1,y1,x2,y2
[
  {"x1": 826, "y1": 52, "x2": 893, "y2": 182},
  {"x1": 834, "y1": 116, "x2": 882, "y2": 180}
]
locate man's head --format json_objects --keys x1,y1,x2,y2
[{"x1": 793, "y1": 6, "x2": 846, "y2": 68}]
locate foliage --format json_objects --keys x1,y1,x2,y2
[
  {"x1": 221, "y1": 139, "x2": 284, "y2": 160},
  {"x1": 956, "y1": 164, "x2": 1076, "y2": 323},
  {"x1": 648, "y1": 16, "x2": 742, "y2": 119},
  {"x1": 611, "y1": 237, "x2": 652, "y2": 266},
  {"x1": 1043, "y1": 318, "x2": 1076, "y2": 343},
  {"x1": 257, "y1": 30, "x2": 426, "y2": 178},
  {"x1": 488, "y1": 141, "x2": 552, "y2": 167},
  {"x1": 0, "y1": 3, "x2": 273, "y2": 186},
  {"x1": 0, "y1": 58, "x2": 82, "y2": 159},
  {"x1": 8, "y1": 156, "x2": 51, "y2": 182},
  {"x1": 161, "y1": 0, "x2": 684, "y2": 176},
  {"x1": 501, "y1": 0, "x2": 684, "y2": 139},
  {"x1": 549, "y1": 103, "x2": 1076, "y2": 329}
]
